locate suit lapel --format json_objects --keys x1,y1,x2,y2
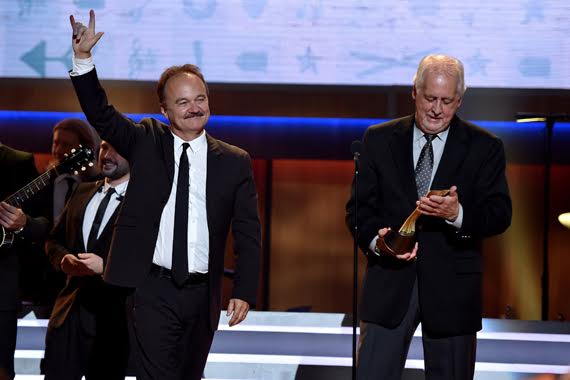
[
  {"x1": 161, "y1": 131, "x2": 175, "y2": 187},
  {"x1": 388, "y1": 116, "x2": 418, "y2": 207},
  {"x1": 431, "y1": 116, "x2": 470, "y2": 190},
  {"x1": 205, "y1": 133, "x2": 223, "y2": 232}
]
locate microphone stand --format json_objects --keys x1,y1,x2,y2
[{"x1": 351, "y1": 142, "x2": 361, "y2": 380}]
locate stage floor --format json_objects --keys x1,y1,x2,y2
[{"x1": 15, "y1": 311, "x2": 570, "y2": 379}]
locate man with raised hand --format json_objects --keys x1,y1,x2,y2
[{"x1": 67, "y1": 10, "x2": 261, "y2": 380}]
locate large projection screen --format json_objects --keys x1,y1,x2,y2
[{"x1": 1, "y1": 0, "x2": 568, "y2": 89}]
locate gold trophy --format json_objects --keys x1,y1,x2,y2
[{"x1": 376, "y1": 189, "x2": 450, "y2": 256}]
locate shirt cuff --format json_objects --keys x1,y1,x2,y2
[
  {"x1": 369, "y1": 236, "x2": 380, "y2": 256},
  {"x1": 70, "y1": 54, "x2": 95, "y2": 76},
  {"x1": 445, "y1": 203, "x2": 463, "y2": 229}
]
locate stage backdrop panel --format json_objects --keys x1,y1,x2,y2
[{"x1": 1, "y1": 0, "x2": 569, "y2": 88}]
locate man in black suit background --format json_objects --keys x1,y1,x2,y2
[
  {"x1": 68, "y1": 10, "x2": 261, "y2": 380},
  {"x1": 43, "y1": 140, "x2": 130, "y2": 380},
  {"x1": 346, "y1": 54, "x2": 512, "y2": 379},
  {"x1": 17, "y1": 118, "x2": 101, "y2": 320},
  {"x1": 0, "y1": 144, "x2": 50, "y2": 380}
]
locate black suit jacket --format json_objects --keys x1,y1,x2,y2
[
  {"x1": 71, "y1": 69, "x2": 261, "y2": 330},
  {"x1": 45, "y1": 181, "x2": 121, "y2": 329},
  {"x1": 346, "y1": 114, "x2": 512, "y2": 336},
  {"x1": 0, "y1": 145, "x2": 48, "y2": 310}
]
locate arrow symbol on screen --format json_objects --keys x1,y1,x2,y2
[
  {"x1": 21, "y1": 41, "x2": 72, "y2": 77},
  {"x1": 351, "y1": 50, "x2": 433, "y2": 78}
]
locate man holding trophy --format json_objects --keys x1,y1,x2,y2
[{"x1": 346, "y1": 54, "x2": 512, "y2": 380}]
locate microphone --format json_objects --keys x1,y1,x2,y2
[
  {"x1": 349, "y1": 139, "x2": 362, "y2": 380},
  {"x1": 351, "y1": 140, "x2": 361, "y2": 160},
  {"x1": 115, "y1": 194, "x2": 125, "y2": 201}
]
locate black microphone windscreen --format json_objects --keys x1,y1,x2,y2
[{"x1": 351, "y1": 140, "x2": 362, "y2": 155}]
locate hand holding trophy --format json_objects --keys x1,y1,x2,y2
[{"x1": 376, "y1": 189, "x2": 451, "y2": 256}]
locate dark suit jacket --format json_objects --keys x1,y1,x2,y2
[
  {"x1": 0, "y1": 145, "x2": 47, "y2": 311},
  {"x1": 71, "y1": 69, "x2": 261, "y2": 330},
  {"x1": 45, "y1": 181, "x2": 121, "y2": 329},
  {"x1": 346, "y1": 114, "x2": 512, "y2": 336}
]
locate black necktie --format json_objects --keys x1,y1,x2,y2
[
  {"x1": 172, "y1": 143, "x2": 190, "y2": 286},
  {"x1": 415, "y1": 134, "x2": 435, "y2": 199},
  {"x1": 87, "y1": 187, "x2": 115, "y2": 252}
]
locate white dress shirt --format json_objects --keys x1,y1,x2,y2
[
  {"x1": 152, "y1": 131, "x2": 209, "y2": 274},
  {"x1": 70, "y1": 55, "x2": 95, "y2": 76},
  {"x1": 82, "y1": 180, "x2": 129, "y2": 252}
]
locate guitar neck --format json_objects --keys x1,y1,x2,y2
[{"x1": 4, "y1": 167, "x2": 59, "y2": 208}]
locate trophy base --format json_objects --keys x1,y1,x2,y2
[{"x1": 377, "y1": 230, "x2": 415, "y2": 256}]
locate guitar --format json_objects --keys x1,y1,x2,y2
[{"x1": 0, "y1": 146, "x2": 95, "y2": 248}]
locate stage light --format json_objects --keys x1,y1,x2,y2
[{"x1": 558, "y1": 213, "x2": 570, "y2": 229}]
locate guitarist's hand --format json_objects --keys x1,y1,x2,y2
[
  {"x1": 61, "y1": 254, "x2": 94, "y2": 277},
  {"x1": 0, "y1": 202, "x2": 27, "y2": 231}
]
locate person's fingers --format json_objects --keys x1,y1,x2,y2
[
  {"x1": 0, "y1": 210, "x2": 15, "y2": 223},
  {"x1": 449, "y1": 185, "x2": 458, "y2": 196},
  {"x1": 226, "y1": 299, "x2": 235, "y2": 316},
  {"x1": 228, "y1": 313, "x2": 239, "y2": 326},
  {"x1": 378, "y1": 227, "x2": 390, "y2": 237},
  {"x1": 229, "y1": 303, "x2": 249, "y2": 326},
  {"x1": 2, "y1": 203, "x2": 16, "y2": 212},
  {"x1": 0, "y1": 202, "x2": 12, "y2": 214},
  {"x1": 235, "y1": 306, "x2": 249, "y2": 325},
  {"x1": 70, "y1": 15, "x2": 75, "y2": 29},
  {"x1": 93, "y1": 31, "x2": 104, "y2": 45},
  {"x1": 395, "y1": 252, "x2": 410, "y2": 260},
  {"x1": 72, "y1": 22, "x2": 82, "y2": 39},
  {"x1": 76, "y1": 25, "x2": 87, "y2": 40},
  {"x1": 88, "y1": 9, "x2": 96, "y2": 31},
  {"x1": 228, "y1": 303, "x2": 243, "y2": 326},
  {"x1": 408, "y1": 243, "x2": 418, "y2": 261},
  {"x1": 0, "y1": 209, "x2": 12, "y2": 222},
  {"x1": 418, "y1": 202, "x2": 436, "y2": 214}
]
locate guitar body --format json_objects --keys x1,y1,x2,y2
[
  {"x1": 0, "y1": 226, "x2": 9, "y2": 247},
  {"x1": 0, "y1": 146, "x2": 94, "y2": 248},
  {"x1": 0, "y1": 226, "x2": 14, "y2": 248}
]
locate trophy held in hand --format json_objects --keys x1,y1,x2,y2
[{"x1": 376, "y1": 189, "x2": 450, "y2": 256}]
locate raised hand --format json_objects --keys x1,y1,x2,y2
[{"x1": 69, "y1": 9, "x2": 104, "y2": 59}]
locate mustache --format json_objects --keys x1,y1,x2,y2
[{"x1": 184, "y1": 111, "x2": 205, "y2": 119}]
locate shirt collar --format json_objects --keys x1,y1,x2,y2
[
  {"x1": 413, "y1": 123, "x2": 449, "y2": 143},
  {"x1": 172, "y1": 130, "x2": 207, "y2": 154},
  {"x1": 103, "y1": 179, "x2": 129, "y2": 196}
]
